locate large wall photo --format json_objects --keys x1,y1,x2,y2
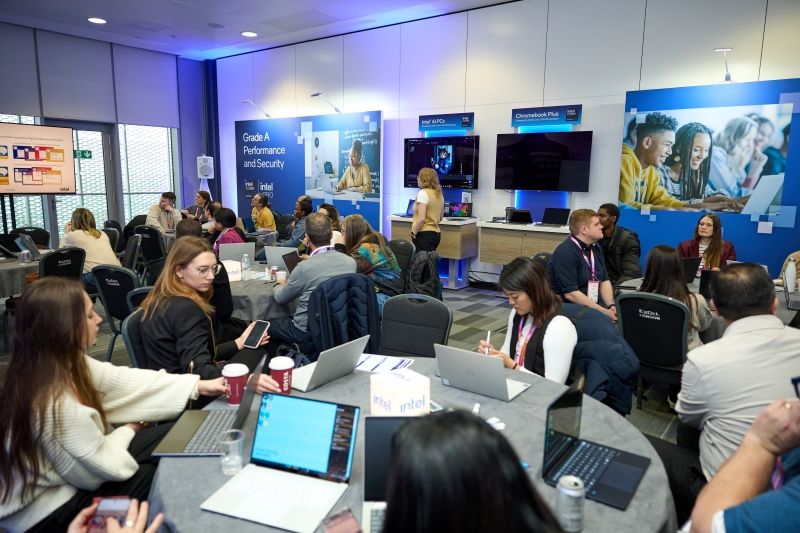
[{"x1": 235, "y1": 110, "x2": 382, "y2": 228}]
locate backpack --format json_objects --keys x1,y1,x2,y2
[{"x1": 405, "y1": 251, "x2": 443, "y2": 300}]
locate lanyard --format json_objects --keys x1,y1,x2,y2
[
  {"x1": 514, "y1": 316, "x2": 537, "y2": 369},
  {"x1": 309, "y1": 245, "x2": 335, "y2": 256},
  {"x1": 570, "y1": 236, "x2": 596, "y2": 280}
]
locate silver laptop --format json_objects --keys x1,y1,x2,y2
[
  {"x1": 153, "y1": 355, "x2": 265, "y2": 456},
  {"x1": 362, "y1": 416, "x2": 408, "y2": 533},
  {"x1": 263, "y1": 246, "x2": 302, "y2": 271},
  {"x1": 200, "y1": 394, "x2": 360, "y2": 533},
  {"x1": 319, "y1": 178, "x2": 345, "y2": 195},
  {"x1": 434, "y1": 344, "x2": 532, "y2": 401},
  {"x1": 292, "y1": 335, "x2": 369, "y2": 392},
  {"x1": 219, "y1": 242, "x2": 256, "y2": 262},
  {"x1": 740, "y1": 173, "x2": 784, "y2": 216}
]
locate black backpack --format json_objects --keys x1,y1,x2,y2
[{"x1": 405, "y1": 251, "x2": 443, "y2": 300}]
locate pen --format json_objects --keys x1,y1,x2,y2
[{"x1": 485, "y1": 331, "x2": 491, "y2": 355}]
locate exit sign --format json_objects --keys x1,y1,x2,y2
[{"x1": 74, "y1": 150, "x2": 92, "y2": 159}]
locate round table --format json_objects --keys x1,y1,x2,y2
[
  {"x1": 148, "y1": 359, "x2": 677, "y2": 532},
  {"x1": 0, "y1": 258, "x2": 38, "y2": 298},
  {"x1": 228, "y1": 267, "x2": 294, "y2": 322}
]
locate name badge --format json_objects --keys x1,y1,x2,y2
[{"x1": 587, "y1": 280, "x2": 600, "y2": 304}]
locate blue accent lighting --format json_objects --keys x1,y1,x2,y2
[
  {"x1": 518, "y1": 124, "x2": 573, "y2": 133},
  {"x1": 423, "y1": 129, "x2": 469, "y2": 138}
]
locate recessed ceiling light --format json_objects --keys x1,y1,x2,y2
[
  {"x1": 87, "y1": 17, "x2": 107, "y2": 24},
  {"x1": 241, "y1": 31, "x2": 258, "y2": 38}
]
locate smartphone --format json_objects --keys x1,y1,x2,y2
[
  {"x1": 321, "y1": 508, "x2": 362, "y2": 533},
  {"x1": 243, "y1": 320, "x2": 270, "y2": 349},
  {"x1": 89, "y1": 497, "x2": 131, "y2": 533}
]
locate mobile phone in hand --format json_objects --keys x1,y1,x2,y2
[
  {"x1": 321, "y1": 508, "x2": 362, "y2": 533},
  {"x1": 243, "y1": 320, "x2": 270, "y2": 349},
  {"x1": 89, "y1": 496, "x2": 130, "y2": 533}
]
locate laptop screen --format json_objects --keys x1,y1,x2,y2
[
  {"x1": 446, "y1": 202, "x2": 472, "y2": 217},
  {"x1": 363, "y1": 416, "x2": 408, "y2": 502},
  {"x1": 405, "y1": 199, "x2": 415, "y2": 216},
  {"x1": 282, "y1": 251, "x2": 300, "y2": 273},
  {"x1": 542, "y1": 385, "x2": 583, "y2": 476},
  {"x1": 251, "y1": 394, "x2": 359, "y2": 483},
  {"x1": 541, "y1": 208, "x2": 570, "y2": 225}
]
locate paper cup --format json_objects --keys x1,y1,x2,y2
[
  {"x1": 276, "y1": 270, "x2": 287, "y2": 282},
  {"x1": 222, "y1": 363, "x2": 249, "y2": 405},
  {"x1": 269, "y1": 356, "x2": 294, "y2": 393}
]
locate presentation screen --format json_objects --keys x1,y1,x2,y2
[
  {"x1": 0, "y1": 123, "x2": 76, "y2": 194},
  {"x1": 404, "y1": 136, "x2": 479, "y2": 189}
]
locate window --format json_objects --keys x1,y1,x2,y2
[
  {"x1": 0, "y1": 114, "x2": 44, "y2": 230},
  {"x1": 119, "y1": 124, "x2": 179, "y2": 221}
]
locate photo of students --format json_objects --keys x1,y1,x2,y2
[{"x1": 708, "y1": 116, "x2": 765, "y2": 197}]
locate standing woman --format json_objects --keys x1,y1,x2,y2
[
  {"x1": 60, "y1": 207, "x2": 121, "y2": 289},
  {"x1": 182, "y1": 191, "x2": 211, "y2": 223},
  {"x1": 478, "y1": 257, "x2": 577, "y2": 384},
  {"x1": 410, "y1": 167, "x2": 444, "y2": 252},
  {"x1": 0, "y1": 277, "x2": 227, "y2": 531},
  {"x1": 678, "y1": 214, "x2": 736, "y2": 273}
]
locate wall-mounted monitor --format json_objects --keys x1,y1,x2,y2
[
  {"x1": 404, "y1": 136, "x2": 479, "y2": 189},
  {"x1": 494, "y1": 131, "x2": 592, "y2": 192},
  {"x1": 0, "y1": 123, "x2": 76, "y2": 194}
]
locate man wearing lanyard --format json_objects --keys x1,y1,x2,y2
[
  {"x1": 270, "y1": 212, "x2": 356, "y2": 347},
  {"x1": 547, "y1": 209, "x2": 617, "y2": 321},
  {"x1": 146, "y1": 191, "x2": 182, "y2": 233}
]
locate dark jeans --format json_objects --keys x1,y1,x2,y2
[
  {"x1": 28, "y1": 422, "x2": 175, "y2": 532},
  {"x1": 268, "y1": 316, "x2": 307, "y2": 347},
  {"x1": 646, "y1": 423, "x2": 706, "y2": 525},
  {"x1": 412, "y1": 231, "x2": 440, "y2": 252}
]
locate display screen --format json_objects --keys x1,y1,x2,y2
[
  {"x1": 495, "y1": 131, "x2": 592, "y2": 191},
  {"x1": 404, "y1": 136, "x2": 479, "y2": 189},
  {"x1": 0, "y1": 123, "x2": 76, "y2": 194}
]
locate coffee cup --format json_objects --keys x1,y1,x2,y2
[
  {"x1": 276, "y1": 270, "x2": 287, "y2": 282},
  {"x1": 269, "y1": 356, "x2": 294, "y2": 393},
  {"x1": 222, "y1": 363, "x2": 249, "y2": 405}
]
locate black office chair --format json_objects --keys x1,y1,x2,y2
[
  {"x1": 616, "y1": 292, "x2": 690, "y2": 409},
  {"x1": 10, "y1": 226, "x2": 50, "y2": 249},
  {"x1": 0, "y1": 233, "x2": 21, "y2": 258},
  {"x1": 39, "y1": 247, "x2": 85, "y2": 279},
  {"x1": 388, "y1": 239, "x2": 415, "y2": 290},
  {"x1": 104, "y1": 219, "x2": 124, "y2": 250},
  {"x1": 123, "y1": 214, "x2": 147, "y2": 244},
  {"x1": 101, "y1": 228, "x2": 119, "y2": 254},
  {"x1": 275, "y1": 214, "x2": 295, "y2": 240},
  {"x1": 378, "y1": 294, "x2": 453, "y2": 358},
  {"x1": 532, "y1": 252, "x2": 552, "y2": 269},
  {"x1": 121, "y1": 234, "x2": 142, "y2": 273},
  {"x1": 127, "y1": 286, "x2": 152, "y2": 314},
  {"x1": 134, "y1": 226, "x2": 165, "y2": 282},
  {"x1": 121, "y1": 308, "x2": 148, "y2": 368},
  {"x1": 93, "y1": 265, "x2": 140, "y2": 361}
]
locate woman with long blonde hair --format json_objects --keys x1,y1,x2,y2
[
  {"x1": 60, "y1": 207, "x2": 120, "y2": 287},
  {"x1": 410, "y1": 167, "x2": 444, "y2": 252}
]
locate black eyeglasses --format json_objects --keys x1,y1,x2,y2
[{"x1": 792, "y1": 375, "x2": 800, "y2": 399}]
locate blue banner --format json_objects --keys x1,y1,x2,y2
[
  {"x1": 418, "y1": 112, "x2": 474, "y2": 132},
  {"x1": 511, "y1": 105, "x2": 582, "y2": 127},
  {"x1": 235, "y1": 111, "x2": 382, "y2": 229}
]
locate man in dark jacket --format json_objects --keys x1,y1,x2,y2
[{"x1": 597, "y1": 203, "x2": 642, "y2": 286}]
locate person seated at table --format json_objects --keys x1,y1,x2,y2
[
  {"x1": 250, "y1": 193, "x2": 275, "y2": 231},
  {"x1": 678, "y1": 214, "x2": 736, "y2": 275},
  {"x1": 139, "y1": 236, "x2": 280, "y2": 389},
  {"x1": 342, "y1": 214, "x2": 402, "y2": 313},
  {"x1": 274, "y1": 196, "x2": 312, "y2": 249},
  {"x1": 211, "y1": 207, "x2": 246, "y2": 257},
  {"x1": 596, "y1": 202, "x2": 642, "y2": 286},
  {"x1": 639, "y1": 245, "x2": 713, "y2": 351},
  {"x1": 479, "y1": 256, "x2": 577, "y2": 384},
  {"x1": 181, "y1": 190, "x2": 211, "y2": 223},
  {"x1": 336, "y1": 139, "x2": 372, "y2": 193},
  {"x1": 60, "y1": 207, "x2": 121, "y2": 290},
  {"x1": 201, "y1": 201, "x2": 221, "y2": 234},
  {"x1": 146, "y1": 192, "x2": 182, "y2": 233},
  {"x1": 0, "y1": 277, "x2": 229, "y2": 532},
  {"x1": 318, "y1": 203, "x2": 344, "y2": 247},
  {"x1": 382, "y1": 410, "x2": 562, "y2": 533}
]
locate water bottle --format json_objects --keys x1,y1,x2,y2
[
  {"x1": 786, "y1": 257, "x2": 797, "y2": 294},
  {"x1": 241, "y1": 253, "x2": 250, "y2": 281}
]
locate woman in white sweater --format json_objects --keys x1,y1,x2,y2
[
  {"x1": 478, "y1": 257, "x2": 577, "y2": 384},
  {"x1": 60, "y1": 208, "x2": 121, "y2": 288},
  {"x1": 0, "y1": 277, "x2": 228, "y2": 532}
]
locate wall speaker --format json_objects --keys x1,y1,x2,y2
[{"x1": 197, "y1": 155, "x2": 214, "y2": 180}]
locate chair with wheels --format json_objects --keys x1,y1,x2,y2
[
  {"x1": 127, "y1": 286, "x2": 152, "y2": 313},
  {"x1": 378, "y1": 294, "x2": 453, "y2": 358},
  {"x1": 121, "y1": 308, "x2": 148, "y2": 368},
  {"x1": 93, "y1": 265, "x2": 140, "y2": 361},
  {"x1": 616, "y1": 292, "x2": 689, "y2": 409},
  {"x1": 10, "y1": 226, "x2": 50, "y2": 249}
]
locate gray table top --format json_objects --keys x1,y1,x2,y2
[
  {"x1": 228, "y1": 268, "x2": 293, "y2": 322},
  {"x1": 148, "y1": 358, "x2": 677, "y2": 533},
  {"x1": 0, "y1": 258, "x2": 38, "y2": 299}
]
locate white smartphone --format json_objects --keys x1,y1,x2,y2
[{"x1": 243, "y1": 320, "x2": 270, "y2": 349}]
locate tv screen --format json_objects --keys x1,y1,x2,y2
[
  {"x1": 494, "y1": 131, "x2": 592, "y2": 192},
  {"x1": 404, "y1": 136, "x2": 479, "y2": 189},
  {"x1": 0, "y1": 123, "x2": 76, "y2": 194}
]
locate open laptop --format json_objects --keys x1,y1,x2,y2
[
  {"x1": 319, "y1": 179, "x2": 345, "y2": 195},
  {"x1": 282, "y1": 250, "x2": 301, "y2": 274},
  {"x1": 153, "y1": 355, "x2": 265, "y2": 457},
  {"x1": 219, "y1": 242, "x2": 256, "y2": 263},
  {"x1": 200, "y1": 394, "x2": 360, "y2": 533},
  {"x1": 740, "y1": 173, "x2": 784, "y2": 216},
  {"x1": 393, "y1": 199, "x2": 415, "y2": 218},
  {"x1": 680, "y1": 257, "x2": 702, "y2": 283},
  {"x1": 543, "y1": 379, "x2": 650, "y2": 510},
  {"x1": 536, "y1": 207, "x2": 570, "y2": 227},
  {"x1": 292, "y1": 335, "x2": 369, "y2": 392},
  {"x1": 698, "y1": 269, "x2": 718, "y2": 300},
  {"x1": 507, "y1": 208, "x2": 533, "y2": 224},
  {"x1": 262, "y1": 246, "x2": 301, "y2": 270},
  {"x1": 362, "y1": 416, "x2": 408, "y2": 533},
  {"x1": 14, "y1": 234, "x2": 42, "y2": 260},
  {"x1": 434, "y1": 344, "x2": 531, "y2": 401}
]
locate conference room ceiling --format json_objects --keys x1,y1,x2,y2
[{"x1": 0, "y1": 0, "x2": 513, "y2": 60}]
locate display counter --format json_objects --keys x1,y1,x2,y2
[{"x1": 477, "y1": 221, "x2": 570, "y2": 265}]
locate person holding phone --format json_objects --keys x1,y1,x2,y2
[
  {"x1": 68, "y1": 499, "x2": 162, "y2": 533},
  {"x1": 0, "y1": 278, "x2": 226, "y2": 532}
]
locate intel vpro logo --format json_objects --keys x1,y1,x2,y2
[
  {"x1": 565, "y1": 107, "x2": 579, "y2": 121},
  {"x1": 461, "y1": 115, "x2": 472, "y2": 127}
]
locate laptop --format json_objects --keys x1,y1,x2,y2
[
  {"x1": 680, "y1": 257, "x2": 702, "y2": 283},
  {"x1": 536, "y1": 208, "x2": 571, "y2": 227},
  {"x1": 200, "y1": 394, "x2": 360, "y2": 533},
  {"x1": 282, "y1": 250, "x2": 301, "y2": 274},
  {"x1": 263, "y1": 246, "x2": 301, "y2": 271},
  {"x1": 446, "y1": 202, "x2": 473, "y2": 218},
  {"x1": 740, "y1": 173, "x2": 784, "y2": 216},
  {"x1": 153, "y1": 355, "x2": 265, "y2": 456},
  {"x1": 507, "y1": 208, "x2": 533, "y2": 224},
  {"x1": 292, "y1": 335, "x2": 369, "y2": 392},
  {"x1": 698, "y1": 269, "x2": 718, "y2": 300},
  {"x1": 394, "y1": 199, "x2": 415, "y2": 218},
  {"x1": 434, "y1": 344, "x2": 532, "y2": 401},
  {"x1": 319, "y1": 179, "x2": 345, "y2": 195},
  {"x1": 362, "y1": 416, "x2": 409, "y2": 533},
  {"x1": 14, "y1": 234, "x2": 42, "y2": 260},
  {"x1": 543, "y1": 379, "x2": 650, "y2": 510},
  {"x1": 219, "y1": 242, "x2": 256, "y2": 263}
]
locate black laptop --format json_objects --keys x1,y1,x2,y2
[
  {"x1": 362, "y1": 416, "x2": 409, "y2": 532},
  {"x1": 394, "y1": 199, "x2": 415, "y2": 218},
  {"x1": 281, "y1": 250, "x2": 300, "y2": 274},
  {"x1": 698, "y1": 269, "x2": 718, "y2": 300},
  {"x1": 507, "y1": 208, "x2": 533, "y2": 224},
  {"x1": 680, "y1": 257, "x2": 702, "y2": 284},
  {"x1": 542, "y1": 380, "x2": 650, "y2": 510},
  {"x1": 536, "y1": 208, "x2": 570, "y2": 227}
]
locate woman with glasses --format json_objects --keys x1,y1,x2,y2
[{"x1": 139, "y1": 237, "x2": 280, "y2": 391}]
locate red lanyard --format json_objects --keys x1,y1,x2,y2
[
  {"x1": 515, "y1": 316, "x2": 537, "y2": 369},
  {"x1": 570, "y1": 236, "x2": 596, "y2": 280}
]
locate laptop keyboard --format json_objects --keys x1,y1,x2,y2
[
  {"x1": 233, "y1": 467, "x2": 341, "y2": 509},
  {"x1": 184, "y1": 410, "x2": 237, "y2": 454},
  {"x1": 548, "y1": 441, "x2": 620, "y2": 491},
  {"x1": 370, "y1": 508, "x2": 385, "y2": 532}
]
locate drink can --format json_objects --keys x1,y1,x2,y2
[
  {"x1": 556, "y1": 475, "x2": 584, "y2": 532},
  {"x1": 270, "y1": 266, "x2": 278, "y2": 281}
]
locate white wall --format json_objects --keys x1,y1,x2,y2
[{"x1": 215, "y1": 0, "x2": 800, "y2": 275}]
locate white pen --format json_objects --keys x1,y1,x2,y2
[{"x1": 485, "y1": 331, "x2": 491, "y2": 355}]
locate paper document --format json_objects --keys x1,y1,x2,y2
[{"x1": 356, "y1": 353, "x2": 414, "y2": 373}]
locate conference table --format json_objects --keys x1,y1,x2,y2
[
  {"x1": 228, "y1": 267, "x2": 294, "y2": 322},
  {"x1": 148, "y1": 358, "x2": 677, "y2": 533},
  {"x1": 0, "y1": 258, "x2": 38, "y2": 298}
]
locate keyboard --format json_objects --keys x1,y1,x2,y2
[
  {"x1": 233, "y1": 466, "x2": 341, "y2": 509},
  {"x1": 370, "y1": 507, "x2": 385, "y2": 532},
  {"x1": 548, "y1": 441, "x2": 619, "y2": 491},
  {"x1": 184, "y1": 410, "x2": 237, "y2": 454}
]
